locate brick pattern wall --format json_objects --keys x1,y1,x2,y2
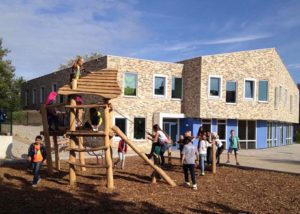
[{"x1": 197, "y1": 48, "x2": 298, "y2": 123}]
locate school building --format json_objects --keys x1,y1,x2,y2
[{"x1": 22, "y1": 48, "x2": 299, "y2": 149}]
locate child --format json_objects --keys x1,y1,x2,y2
[
  {"x1": 181, "y1": 136, "x2": 198, "y2": 190},
  {"x1": 226, "y1": 130, "x2": 241, "y2": 165},
  {"x1": 214, "y1": 133, "x2": 224, "y2": 165},
  {"x1": 114, "y1": 139, "x2": 128, "y2": 169},
  {"x1": 198, "y1": 135, "x2": 208, "y2": 176},
  {"x1": 46, "y1": 91, "x2": 59, "y2": 131},
  {"x1": 84, "y1": 108, "x2": 102, "y2": 131},
  {"x1": 27, "y1": 136, "x2": 47, "y2": 187}
]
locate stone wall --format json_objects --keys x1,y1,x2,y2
[{"x1": 198, "y1": 48, "x2": 298, "y2": 123}]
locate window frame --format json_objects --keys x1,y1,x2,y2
[
  {"x1": 113, "y1": 116, "x2": 128, "y2": 141},
  {"x1": 237, "y1": 120, "x2": 257, "y2": 149},
  {"x1": 123, "y1": 72, "x2": 138, "y2": 97},
  {"x1": 32, "y1": 89, "x2": 36, "y2": 105},
  {"x1": 258, "y1": 80, "x2": 268, "y2": 103},
  {"x1": 133, "y1": 117, "x2": 146, "y2": 140},
  {"x1": 225, "y1": 80, "x2": 237, "y2": 104},
  {"x1": 51, "y1": 83, "x2": 57, "y2": 92},
  {"x1": 40, "y1": 86, "x2": 45, "y2": 104},
  {"x1": 171, "y1": 76, "x2": 183, "y2": 100},
  {"x1": 25, "y1": 90, "x2": 29, "y2": 106},
  {"x1": 153, "y1": 74, "x2": 167, "y2": 98},
  {"x1": 208, "y1": 75, "x2": 222, "y2": 99},
  {"x1": 243, "y1": 78, "x2": 256, "y2": 101}
]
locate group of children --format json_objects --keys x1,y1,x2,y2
[{"x1": 179, "y1": 128, "x2": 240, "y2": 190}]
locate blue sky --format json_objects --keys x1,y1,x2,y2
[{"x1": 0, "y1": 0, "x2": 299, "y2": 83}]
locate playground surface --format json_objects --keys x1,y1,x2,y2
[{"x1": 0, "y1": 156, "x2": 299, "y2": 213}]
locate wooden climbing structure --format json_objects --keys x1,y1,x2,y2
[{"x1": 40, "y1": 68, "x2": 176, "y2": 189}]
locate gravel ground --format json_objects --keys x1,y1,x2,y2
[{"x1": 0, "y1": 156, "x2": 299, "y2": 214}]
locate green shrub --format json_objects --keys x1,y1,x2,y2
[{"x1": 12, "y1": 111, "x2": 27, "y2": 125}]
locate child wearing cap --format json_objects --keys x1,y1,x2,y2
[
  {"x1": 27, "y1": 135, "x2": 47, "y2": 187},
  {"x1": 181, "y1": 136, "x2": 198, "y2": 190}
]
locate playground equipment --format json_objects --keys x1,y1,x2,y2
[{"x1": 40, "y1": 69, "x2": 176, "y2": 189}]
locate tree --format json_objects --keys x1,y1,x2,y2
[
  {"x1": 58, "y1": 52, "x2": 103, "y2": 69},
  {"x1": 0, "y1": 39, "x2": 25, "y2": 111}
]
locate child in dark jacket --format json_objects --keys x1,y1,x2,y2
[
  {"x1": 114, "y1": 139, "x2": 128, "y2": 169},
  {"x1": 27, "y1": 136, "x2": 47, "y2": 187}
]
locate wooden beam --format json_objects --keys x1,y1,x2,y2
[
  {"x1": 111, "y1": 126, "x2": 176, "y2": 187},
  {"x1": 67, "y1": 161, "x2": 108, "y2": 168},
  {"x1": 40, "y1": 104, "x2": 53, "y2": 175},
  {"x1": 65, "y1": 146, "x2": 108, "y2": 152},
  {"x1": 64, "y1": 104, "x2": 106, "y2": 109},
  {"x1": 105, "y1": 102, "x2": 114, "y2": 189},
  {"x1": 66, "y1": 130, "x2": 106, "y2": 137},
  {"x1": 69, "y1": 99, "x2": 77, "y2": 186}
]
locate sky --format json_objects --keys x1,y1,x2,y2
[{"x1": 0, "y1": 0, "x2": 299, "y2": 83}]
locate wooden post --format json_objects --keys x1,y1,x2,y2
[
  {"x1": 78, "y1": 137, "x2": 86, "y2": 172},
  {"x1": 212, "y1": 140, "x2": 216, "y2": 174},
  {"x1": 40, "y1": 104, "x2": 53, "y2": 175},
  {"x1": 105, "y1": 101, "x2": 114, "y2": 189},
  {"x1": 69, "y1": 98, "x2": 77, "y2": 185},
  {"x1": 112, "y1": 126, "x2": 176, "y2": 187},
  {"x1": 53, "y1": 135, "x2": 60, "y2": 171},
  {"x1": 168, "y1": 150, "x2": 172, "y2": 165}
]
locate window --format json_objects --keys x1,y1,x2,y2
[
  {"x1": 154, "y1": 76, "x2": 166, "y2": 96},
  {"x1": 267, "y1": 122, "x2": 273, "y2": 148},
  {"x1": 32, "y1": 89, "x2": 36, "y2": 105},
  {"x1": 201, "y1": 119, "x2": 211, "y2": 132},
  {"x1": 59, "y1": 95, "x2": 64, "y2": 104},
  {"x1": 290, "y1": 95, "x2": 293, "y2": 113},
  {"x1": 244, "y1": 79, "x2": 255, "y2": 99},
  {"x1": 274, "y1": 87, "x2": 279, "y2": 109},
  {"x1": 25, "y1": 90, "x2": 29, "y2": 106},
  {"x1": 51, "y1": 83, "x2": 57, "y2": 92},
  {"x1": 124, "y1": 73, "x2": 137, "y2": 96},
  {"x1": 115, "y1": 118, "x2": 127, "y2": 137},
  {"x1": 279, "y1": 86, "x2": 282, "y2": 105},
  {"x1": 284, "y1": 89, "x2": 288, "y2": 107},
  {"x1": 134, "y1": 118, "x2": 145, "y2": 139},
  {"x1": 273, "y1": 122, "x2": 277, "y2": 146},
  {"x1": 40, "y1": 86, "x2": 45, "y2": 103},
  {"x1": 238, "y1": 120, "x2": 256, "y2": 149},
  {"x1": 217, "y1": 120, "x2": 226, "y2": 148},
  {"x1": 286, "y1": 124, "x2": 292, "y2": 145},
  {"x1": 258, "y1": 80, "x2": 268, "y2": 102},
  {"x1": 226, "y1": 81, "x2": 236, "y2": 103},
  {"x1": 209, "y1": 76, "x2": 221, "y2": 98},
  {"x1": 172, "y1": 77, "x2": 182, "y2": 99}
]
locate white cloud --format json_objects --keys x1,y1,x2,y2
[{"x1": 0, "y1": 0, "x2": 148, "y2": 80}]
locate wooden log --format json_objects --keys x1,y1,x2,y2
[
  {"x1": 66, "y1": 130, "x2": 106, "y2": 137},
  {"x1": 64, "y1": 104, "x2": 106, "y2": 109},
  {"x1": 105, "y1": 102, "x2": 114, "y2": 189},
  {"x1": 78, "y1": 137, "x2": 86, "y2": 172},
  {"x1": 69, "y1": 98, "x2": 77, "y2": 185},
  {"x1": 212, "y1": 140, "x2": 216, "y2": 174},
  {"x1": 67, "y1": 161, "x2": 108, "y2": 168},
  {"x1": 53, "y1": 135, "x2": 60, "y2": 171},
  {"x1": 65, "y1": 146, "x2": 108, "y2": 152},
  {"x1": 111, "y1": 126, "x2": 176, "y2": 187},
  {"x1": 40, "y1": 104, "x2": 53, "y2": 175}
]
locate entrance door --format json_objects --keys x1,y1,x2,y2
[{"x1": 163, "y1": 119, "x2": 178, "y2": 147}]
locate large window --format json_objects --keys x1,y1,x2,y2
[
  {"x1": 124, "y1": 73, "x2": 137, "y2": 96},
  {"x1": 267, "y1": 122, "x2": 273, "y2": 148},
  {"x1": 154, "y1": 76, "x2": 166, "y2": 97},
  {"x1": 201, "y1": 119, "x2": 211, "y2": 132},
  {"x1": 217, "y1": 120, "x2": 226, "y2": 148},
  {"x1": 258, "y1": 80, "x2": 268, "y2": 102},
  {"x1": 244, "y1": 79, "x2": 255, "y2": 100},
  {"x1": 51, "y1": 83, "x2": 57, "y2": 92},
  {"x1": 209, "y1": 76, "x2": 221, "y2": 98},
  {"x1": 134, "y1": 118, "x2": 145, "y2": 139},
  {"x1": 40, "y1": 86, "x2": 45, "y2": 103},
  {"x1": 226, "y1": 81, "x2": 236, "y2": 103},
  {"x1": 32, "y1": 89, "x2": 36, "y2": 105},
  {"x1": 238, "y1": 120, "x2": 256, "y2": 149},
  {"x1": 273, "y1": 122, "x2": 277, "y2": 146},
  {"x1": 286, "y1": 124, "x2": 292, "y2": 145},
  {"x1": 172, "y1": 77, "x2": 182, "y2": 99},
  {"x1": 115, "y1": 118, "x2": 127, "y2": 138}
]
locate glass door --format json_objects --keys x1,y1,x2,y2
[{"x1": 163, "y1": 119, "x2": 179, "y2": 149}]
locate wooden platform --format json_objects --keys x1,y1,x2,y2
[
  {"x1": 66, "y1": 130, "x2": 106, "y2": 137},
  {"x1": 65, "y1": 146, "x2": 108, "y2": 152},
  {"x1": 40, "y1": 130, "x2": 66, "y2": 136}
]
